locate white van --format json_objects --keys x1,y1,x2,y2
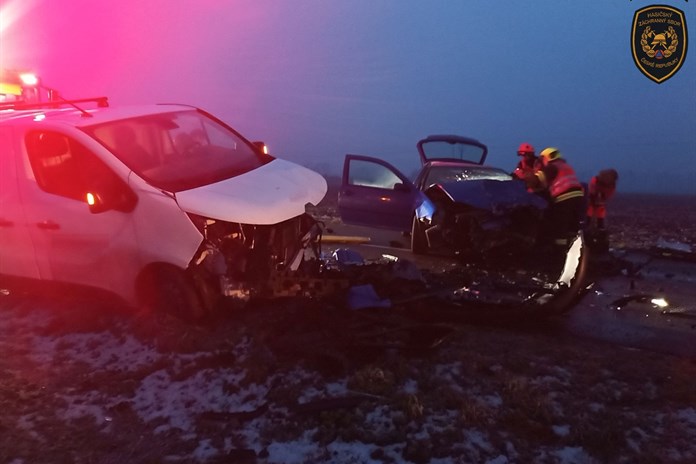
[{"x1": 0, "y1": 98, "x2": 327, "y2": 319}]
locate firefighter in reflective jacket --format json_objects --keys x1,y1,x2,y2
[
  {"x1": 586, "y1": 169, "x2": 618, "y2": 230},
  {"x1": 527, "y1": 147, "x2": 585, "y2": 244},
  {"x1": 512, "y1": 142, "x2": 539, "y2": 181}
]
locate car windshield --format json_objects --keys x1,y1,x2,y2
[
  {"x1": 82, "y1": 109, "x2": 269, "y2": 192},
  {"x1": 421, "y1": 140, "x2": 486, "y2": 164},
  {"x1": 425, "y1": 165, "x2": 510, "y2": 186}
]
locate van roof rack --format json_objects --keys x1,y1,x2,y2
[{"x1": 0, "y1": 96, "x2": 109, "y2": 112}]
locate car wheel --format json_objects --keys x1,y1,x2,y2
[
  {"x1": 411, "y1": 216, "x2": 428, "y2": 255},
  {"x1": 137, "y1": 265, "x2": 206, "y2": 322}
]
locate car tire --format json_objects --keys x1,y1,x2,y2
[
  {"x1": 137, "y1": 265, "x2": 206, "y2": 322},
  {"x1": 411, "y1": 216, "x2": 428, "y2": 255}
]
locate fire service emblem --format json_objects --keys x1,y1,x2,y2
[{"x1": 632, "y1": 5, "x2": 688, "y2": 83}]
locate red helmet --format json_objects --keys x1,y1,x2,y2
[{"x1": 517, "y1": 142, "x2": 535, "y2": 156}]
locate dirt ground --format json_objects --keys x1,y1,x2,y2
[{"x1": 1, "y1": 192, "x2": 695, "y2": 464}]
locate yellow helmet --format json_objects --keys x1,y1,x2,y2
[{"x1": 540, "y1": 147, "x2": 562, "y2": 163}]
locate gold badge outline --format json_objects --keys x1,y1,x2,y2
[{"x1": 631, "y1": 4, "x2": 688, "y2": 84}]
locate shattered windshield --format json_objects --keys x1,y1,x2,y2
[
  {"x1": 82, "y1": 109, "x2": 270, "y2": 192},
  {"x1": 426, "y1": 166, "x2": 510, "y2": 185}
]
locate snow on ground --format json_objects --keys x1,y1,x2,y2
[{"x1": 2, "y1": 268, "x2": 696, "y2": 464}]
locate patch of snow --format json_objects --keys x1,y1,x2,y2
[
  {"x1": 57, "y1": 390, "x2": 108, "y2": 423},
  {"x1": 435, "y1": 361, "x2": 462, "y2": 380},
  {"x1": 505, "y1": 441, "x2": 518, "y2": 460},
  {"x1": 460, "y1": 428, "x2": 494, "y2": 456},
  {"x1": 401, "y1": 378, "x2": 419, "y2": 394},
  {"x1": 16, "y1": 414, "x2": 42, "y2": 441},
  {"x1": 480, "y1": 394, "x2": 502, "y2": 408},
  {"x1": 31, "y1": 331, "x2": 164, "y2": 371},
  {"x1": 656, "y1": 237, "x2": 692, "y2": 253},
  {"x1": 191, "y1": 439, "x2": 219, "y2": 462},
  {"x1": 485, "y1": 456, "x2": 509, "y2": 464},
  {"x1": 364, "y1": 404, "x2": 397, "y2": 434},
  {"x1": 326, "y1": 440, "x2": 394, "y2": 464},
  {"x1": 677, "y1": 407, "x2": 696, "y2": 426},
  {"x1": 625, "y1": 426, "x2": 648, "y2": 454},
  {"x1": 552, "y1": 424, "x2": 571, "y2": 437},
  {"x1": 549, "y1": 446, "x2": 596, "y2": 464},
  {"x1": 588, "y1": 402, "x2": 604, "y2": 413},
  {"x1": 131, "y1": 367, "x2": 268, "y2": 432},
  {"x1": 297, "y1": 378, "x2": 347, "y2": 404},
  {"x1": 265, "y1": 429, "x2": 320, "y2": 464}
]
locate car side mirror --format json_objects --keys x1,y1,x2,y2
[{"x1": 393, "y1": 182, "x2": 410, "y2": 192}]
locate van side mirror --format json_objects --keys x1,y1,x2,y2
[
  {"x1": 86, "y1": 192, "x2": 109, "y2": 214},
  {"x1": 86, "y1": 182, "x2": 137, "y2": 214},
  {"x1": 252, "y1": 141, "x2": 269, "y2": 155}
]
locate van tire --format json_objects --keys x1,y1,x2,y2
[{"x1": 137, "y1": 265, "x2": 206, "y2": 322}]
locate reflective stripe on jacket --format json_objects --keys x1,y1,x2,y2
[{"x1": 536, "y1": 159, "x2": 583, "y2": 203}]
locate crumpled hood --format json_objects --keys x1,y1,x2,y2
[
  {"x1": 174, "y1": 158, "x2": 327, "y2": 225},
  {"x1": 438, "y1": 179, "x2": 547, "y2": 212}
]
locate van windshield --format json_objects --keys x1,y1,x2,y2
[{"x1": 82, "y1": 109, "x2": 270, "y2": 192}]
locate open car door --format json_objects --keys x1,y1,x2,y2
[{"x1": 338, "y1": 154, "x2": 422, "y2": 231}]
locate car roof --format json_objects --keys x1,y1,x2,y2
[{"x1": 0, "y1": 103, "x2": 196, "y2": 126}]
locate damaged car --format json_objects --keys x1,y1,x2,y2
[
  {"x1": 338, "y1": 135, "x2": 546, "y2": 259},
  {"x1": 337, "y1": 135, "x2": 588, "y2": 314},
  {"x1": 0, "y1": 88, "x2": 326, "y2": 320}
]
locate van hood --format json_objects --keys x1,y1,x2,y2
[{"x1": 174, "y1": 158, "x2": 327, "y2": 225}]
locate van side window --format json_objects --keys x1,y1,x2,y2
[{"x1": 25, "y1": 131, "x2": 119, "y2": 203}]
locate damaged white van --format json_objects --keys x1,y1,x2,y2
[{"x1": 0, "y1": 96, "x2": 327, "y2": 320}]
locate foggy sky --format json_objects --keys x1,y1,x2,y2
[{"x1": 2, "y1": 0, "x2": 695, "y2": 194}]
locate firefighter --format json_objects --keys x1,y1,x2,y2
[
  {"x1": 512, "y1": 142, "x2": 538, "y2": 181},
  {"x1": 528, "y1": 147, "x2": 585, "y2": 245},
  {"x1": 586, "y1": 168, "x2": 618, "y2": 230}
]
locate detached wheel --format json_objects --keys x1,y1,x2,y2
[
  {"x1": 411, "y1": 216, "x2": 428, "y2": 255},
  {"x1": 138, "y1": 265, "x2": 206, "y2": 322}
]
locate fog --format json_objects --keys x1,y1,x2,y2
[{"x1": 2, "y1": 0, "x2": 694, "y2": 194}]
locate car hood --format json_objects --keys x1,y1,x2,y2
[
  {"x1": 438, "y1": 179, "x2": 546, "y2": 212},
  {"x1": 174, "y1": 158, "x2": 327, "y2": 225}
]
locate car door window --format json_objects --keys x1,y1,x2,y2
[
  {"x1": 348, "y1": 159, "x2": 402, "y2": 189},
  {"x1": 25, "y1": 130, "x2": 121, "y2": 203}
]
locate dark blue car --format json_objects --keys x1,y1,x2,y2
[{"x1": 338, "y1": 135, "x2": 546, "y2": 258}]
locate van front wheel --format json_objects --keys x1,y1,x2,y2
[{"x1": 137, "y1": 265, "x2": 206, "y2": 322}]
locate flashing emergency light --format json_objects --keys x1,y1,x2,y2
[
  {"x1": 86, "y1": 192, "x2": 96, "y2": 206},
  {"x1": 19, "y1": 73, "x2": 38, "y2": 86}
]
